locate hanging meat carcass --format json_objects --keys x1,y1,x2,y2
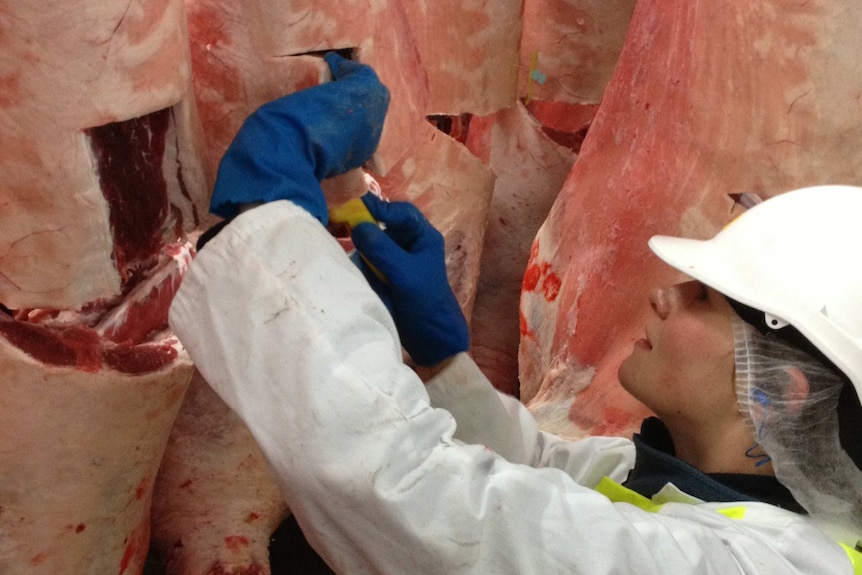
[
  {"x1": 151, "y1": 370, "x2": 288, "y2": 574},
  {"x1": 466, "y1": 0, "x2": 637, "y2": 398},
  {"x1": 520, "y1": 0, "x2": 862, "y2": 440},
  {"x1": 0, "y1": 0, "x2": 208, "y2": 572}
]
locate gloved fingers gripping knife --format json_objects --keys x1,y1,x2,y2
[
  {"x1": 350, "y1": 193, "x2": 470, "y2": 367},
  {"x1": 208, "y1": 52, "x2": 391, "y2": 223}
]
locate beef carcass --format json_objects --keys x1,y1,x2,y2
[
  {"x1": 151, "y1": 370, "x2": 288, "y2": 575},
  {"x1": 465, "y1": 103, "x2": 576, "y2": 397},
  {"x1": 0, "y1": 0, "x2": 207, "y2": 572},
  {"x1": 0, "y1": 0, "x2": 207, "y2": 309},
  {"x1": 521, "y1": 0, "x2": 862, "y2": 439},
  {"x1": 464, "y1": 0, "x2": 636, "y2": 398},
  {"x1": 0, "y1": 243, "x2": 195, "y2": 574}
]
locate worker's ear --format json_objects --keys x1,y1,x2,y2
[{"x1": 782, "y1": 367, "x2": 810, "y2": 415}]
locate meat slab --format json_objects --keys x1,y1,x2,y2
[
  {"x1": 0, "y1": 242, "x2": 196, "y2": 574},
  {"x1": 0, "y1": 0, "x2": 208, "y2": 310},
  {"x1": 0, "y1": 0, "x2": 206, "y2": 572},
  {"x1": 0, "y1": 340, "x2": 191, "y2": 575},
  {"x1": 151, "y1": 370, "x2": 288, "y2": 575},
  {"x1": 520, "y1": 0, "x2": 862, "y2": 439},
  {"x1": 519, "y1": 0, "x2": 636, "y2": 104},
  {"x1": 466, "y1": 103, "x2": 576, "y2": 397}
]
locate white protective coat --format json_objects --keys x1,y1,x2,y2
[{"x1": 169, "y1": 200, "x2": 856, "y2": 575}]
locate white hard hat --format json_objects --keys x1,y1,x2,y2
[
  {"x1": 648, "y1": 185, "x2": 862, "y2": 406},
  {"x1": 649, "y1": 185, "x2": 862, "y2": 526}
]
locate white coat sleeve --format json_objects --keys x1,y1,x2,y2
[
  {"x1": 425, "y1": 353, "x2": 636, "y2": 488},
  {"x1": 169, "y1": 201, "x2": 852, "y2": 575}
]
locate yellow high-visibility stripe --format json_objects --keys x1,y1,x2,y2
[
  {"x1": 597, "y1": 477, "x2": 862, "y2": 572},
  {"x1": 839, "y1": 543, "x2": 862, "y2": 575},
  {"x1": 716, "y1": 507, "x2": 747, "y2": 520},
  {"x1": 595, "y1": 477, "x2": 747, "y2": 519},
  {"x1": 595, "y1": 477, "x2": 665, "y2": 513}
]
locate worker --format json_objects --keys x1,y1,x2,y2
[{"x1": 169, "y1": 53, "x2": 862, "y2": 574}]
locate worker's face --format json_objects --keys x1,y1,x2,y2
[{"x1": 618, "y1": 280, "x2": 738, "y2": 424}]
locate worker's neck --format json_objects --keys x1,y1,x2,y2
[{"x1": 662, "y1": 415, "x2": 775, "y2": 477}]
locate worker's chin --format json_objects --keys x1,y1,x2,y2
[
  {"x1": 617, "y1": 353, "x2": 645, "y2": 402},
  {"x1": 617, "y1": 352, "x2": 635, "y2": 387}
]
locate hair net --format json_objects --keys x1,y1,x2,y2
[{"x1": 733, "y1": 315, "x2": 862, "y2": 531}]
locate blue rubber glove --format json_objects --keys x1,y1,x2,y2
[
  {"x1": 350, "y1": 194, "x2": 469, "y2": 366},
  {"x1": 209, "y1": 53, "x2": 390, "y2": 223}
]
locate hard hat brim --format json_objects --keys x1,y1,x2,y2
[{"x1": 648, "y1": 235, "x2": 751, "y2": 305}]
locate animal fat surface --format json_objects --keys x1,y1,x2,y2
[
  {"x1": 0, "y1": 0, "x2": 208, "y2": 310},
  {"x1": 151, "y1": 370, "x2": 288, "y2": 575},
  {"x1": 467, "y1": 102, "x2": 576, "y2": 397}
]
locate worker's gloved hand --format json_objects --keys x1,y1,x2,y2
[
  {"x1": 350, "y1": 194, "x2": 470, "y2": 366},
  {"x1": 209, "y1": 52, "x2": 390, "y2": 223}
]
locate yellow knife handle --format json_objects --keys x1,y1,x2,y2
[{"x1": 328, "y1": 198, "x2": 387, "y2": 283}]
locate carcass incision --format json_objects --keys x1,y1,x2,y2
[
  {"x1": 0, "y1": 106, "x2": 197, "y2": 574},
  {"x1": 86, "y1": 108, "x2": 201, "y2": 278}
]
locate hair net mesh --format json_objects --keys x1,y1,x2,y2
[{"x1": 733, "y1": 316, "x2": 862, "y2": 530}]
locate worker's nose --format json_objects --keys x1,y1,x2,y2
[
  {"x1": 649, "y1": 286, "x2": 680, "y2": 319},
  {"x1": 649, "y1": 286, "x2": 672, "y2": 320}
]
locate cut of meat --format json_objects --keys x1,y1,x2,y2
[
  {"x1": 0, "y1": 243, "x2": 196, "y2": 574},
  {"x1": 87, "y1": 110, "x2": 173, "y2": 275},
  {"x1": 95, "y1": 241, "x2": 193, "y2": 345},
  {"x1": 519, "y1": 0, "x2": 636, "y2": 104},
  {"x1": 0, "y1": 333, "x2": 193, "y2": 574},
  {"x1": 520, "y1": 0, "x2": 862, "y2": 439},
  {"x1": 151, "y1": 370, "x2": 288, "y2": 575},
  {"x1": 15, "y1": 241, "x2": 194, "y2": 349},
  {"x1": 466, "y1": 102, "x2": 576, "y2": 397},
  {"x1": 401, "y1": 0, "x2": 522, "y2": 115},
  {"x1": 0, "y1": 0, "x2": 208, "y2": 310}
]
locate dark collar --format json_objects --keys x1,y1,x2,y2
[{"x1": 623, "y1": 418, "x2": 804, "y2": 513}]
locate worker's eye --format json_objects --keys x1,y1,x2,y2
[{"x1": 696, "y1": 282, "x2": 709, "y2": 301}]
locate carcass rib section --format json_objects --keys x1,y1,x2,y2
[
  {"x1": 95, "y1": 242, "x2": 194, "y2": 345},
  {"x1": 0, "y1": 242, "x2": 196, "y2": 575},
  {"x1": 152, "y1": 370, "x2": 288, "y2": 575},
  {"x1": 520, "y1": 0, "x2": 862, "y2": 440}
]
